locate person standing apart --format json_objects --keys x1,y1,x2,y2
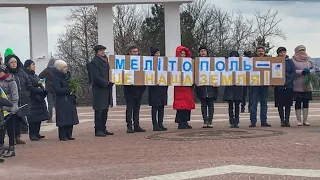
[
  {"x1": 89, "y1": 45, "x2": 114, "y2": 137},
  {"x1": 124, "y1": 46, "x2": 146, "y2": 133},
  {"x1": 292, "y1": 45, "x2": 314, "y2": 126},
  {"x1": 39, "y1": 58, "x2": 56, "y2": 123},
  {"x1": 52, "y1": 60, "x2": 79, "y2": 141},
  {"x1": 0, "y1": 64, "x2": 18, "y2": 158},
  {"x1": 174, "y1": 46, "x2": 195, "y2": 129},
  {"x1": 24, "y1": 60, "x2": 50, "y2": 140},
  {"x1": 274, "y1": 47, "x2": 296, "y2": 127},
  {"x1": 148, "y1": 47, "x2": 168, "y2": 131},
  {"x1": 249, "y1": 46, "x2": 271, "y2": 127},
  {"x1": 195, "y1": 46, "x2": 218, "y2": 128},
  {"x1": 223, "y1": 51, "x2": 244, "y2": 128}
]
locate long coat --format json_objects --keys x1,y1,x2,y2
[
  {"x1": 52, "y1": 68, "x2": 79, "y2": 127},
  {"x1": 173, "y1": 46, "x2": 195, "y2": 110},
  {"x1": 5, "y1": 54, "x2": 41, "y2": 117},
  {"x1": 89, "y1": 55, "x2": 113, "y2": 110},
  {"x1": 148, "y1": 86, "x2": 168, "y2": 106},
  {"x1": 223, "y1": 86, "x2": 244, "y2": 101},
  {"x1": 0, "y1": 74, "x2": 19, "y2": 112},
  {"x1": 25, "y1": 69, "x2": 50, "y2": 123}
]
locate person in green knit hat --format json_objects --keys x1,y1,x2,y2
[{"x1": 4, "y1": 48, "x2": 14, "y2": 58}]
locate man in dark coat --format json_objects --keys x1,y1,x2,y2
[
  {"x1": 124, "y1": 46, "x2": 146, "y2": 133},
  {"x1": 5, "y1": 53, "x2": 43, "y2": 144},
  {"x1": 148, "y1": 47, "x2": 168, "y2": 131},
  {"x1": 39, "y1": 58, "x2": 56, "y2": 123},
  {"x1": 88, "y1": 45, "x2": 114, "y2": 137},
  {"x1": 195, "y1": 46, "x2": 218, "y2": 128}
]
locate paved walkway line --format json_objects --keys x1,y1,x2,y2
[{"x1": 133, "y1": 165, "x2": 320, "y2": 180}]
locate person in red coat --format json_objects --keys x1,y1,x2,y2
[{"x1": 174, "y1": 46, "x2": 195, "y2": 129}]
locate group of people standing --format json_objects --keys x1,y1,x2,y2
[
  {"x1": 0, "y1": 48, "x2": 78, "y2": 162},
  {"x1": 88, "y1": 43, "x2": 316, "y2": 137},
  {"x1": 0, "y1": 43, "x2": 315, "y2": 162}
]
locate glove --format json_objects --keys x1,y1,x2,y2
[
  {"x1": 11, "y1": 105, "x2": 19, "y2": 114},
  {"x1": 302, "y1": 68, "x2": 310, "y2": 75}
]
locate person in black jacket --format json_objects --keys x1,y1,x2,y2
[
  {"x1": 124, "y1": 46, "x2": 146, "y2": 133},
  {"x1": 52, "y1": 60, "x2": 79, "y2": 141},
  {"x1": 148, "y1": 47, "x2": 168, "y2": 131},
  {"x1": 0, "y1": 97, "x2": 14, "y2": 163},
  {"x1": 39, "y1": 58, "x2": 56, "y2": 123},
  {"x1": 5, "y1": 54, "x2": 43, "y2": 144},
  {"x1": 274, "y1": 47, "x2": 296, "y2": 127},
  {"x1": 223, "y1": 51, "x2": 244, "y2": 128},
  {"x1": 89, "y1": 45, "x2": 114, "y2": 137},
  {"x1": 24, "y1": 60, "x2": 49, "y2": 140},
  {"x1": 241, "y1": 51, "x2": 252, "y2": 113},
  {"x1": 195, "y1": 46, "x2": 218, "y2": 128}
]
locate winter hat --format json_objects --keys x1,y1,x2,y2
[
  {"x1": 0, "y1": 64, "x2": 8, "y2": 73},
  {"x1": 94, "y1": 45, "x2": 106, "y2": 53},
  {"x1": 54, "y1": 60, "x2": 67, "y2": 71},
  {"x1": 229, "y1": 51, "x2": 240, "y2": 57},
  {"x1": 150, "y1": 47, "x2": 160, "y2": 56},
  {"x1": 294, "y1": 45, "x2": 306, "y2": 53},
  {"x1": 24, "y1": 59, "x2": 34, "y2": 68},
  {"x1": 198, "y1": 45, "x2": 208, "y2": 53},
  {"x1": 276, "y1": 47, "x2": 287, "y2": 54},
  {"x1": 4, "y1": 48, "x2": 14, "y2": 58}
]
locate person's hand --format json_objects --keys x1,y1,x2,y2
[
  {"x1": 11, "y1": 105, "x2": 19, "y2": 114},
  {"x1": 302, "y1": 68, "x2": 310, "y2": 75}
]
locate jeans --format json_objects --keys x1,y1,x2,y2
[
  {"x1": 200, "y1": 98, "x2": 214, "y2": 121},
  {"x1": 47, "y1": 92, "x2": 56, "y2": 120},
  {"x1": 228, "y1": 101, "x2": 241, "y2": 124},
  {"x1": 249, "y1": 86, "x2": 269, "y2": 124},
  {"x1": 94, "y1": 109, "x2": 108, "y2": 132},
  {"x1": 125, "y1": 97, "x2": 142, "y2": 128}
]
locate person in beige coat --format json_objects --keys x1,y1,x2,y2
[{"x1": 292, "y1": 45, "x2": 315, "y2": 126}]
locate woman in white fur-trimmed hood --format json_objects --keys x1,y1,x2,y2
[{"x1": 52, "y1": 60, "x2": 79, "y2": 141}]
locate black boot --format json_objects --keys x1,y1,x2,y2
[
  {"x1": 151, "y1": 108, "x2": 162, "y2": 131},
  {"x1": 95, "y1": 131, "x2": 106, "y2": 137},
  {"x1": 0, "y1": 144, "x2": 5, "y2": 156},
  {"x1": 3, "y1": 146, "x2": 15, "y2": 158},
  {"x1": 29, "y1": 134, "x2": 40, "y2": 141},
  {"x1": 278, "y1": 107, "x2": 285, "y2": 127},
  {"x1": 126, "y1": 125, "x2": 135, "y2": 133},
  {"x1": 134, "y1": 125, "x2": 146, "y2": 132},
  {"x1": 284, "y1": 106, "x2": 291, "y2": 127}
]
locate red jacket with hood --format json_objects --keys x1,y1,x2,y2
[{"x1": 173, "y1": 46, "x2": 195, "y2": 110}]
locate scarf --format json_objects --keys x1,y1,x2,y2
[
  {"x1": 0, "y1": 73, "x2": 10, "y2": 80},
  {"x1": 292, "y1": 52, "x2": 311, "y2": 62}
]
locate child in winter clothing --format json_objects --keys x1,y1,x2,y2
[
  {"x1": 0, "y1": 64, "x2": 19, "y2": 159},
  {"x1": 223, "y1": 51, "x2": 244, "y2": 128}
]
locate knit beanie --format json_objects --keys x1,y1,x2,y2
[
  {"x1": 24, "y1": 59, "x2": 34, "y2": 68},
  {"x1": 229, "y1": 51, "x2": 240, "y2": 57},
  {"x1": 276, "y1": 47, "x2": 286, "y2": 54},
  {"x1": 150, "y1": 47, "x2": 160, "y2": 56},
  {"x1": 54, "y1": 60, "x2": 67, "y2": 71},
  {"x1": 294, "y1": 45, "x2": 306, "y2": 53},
  {"x1": 4, "y1": 48, "x2": 14, "y2": 58},
  {"x1": 198, "y1": 46, "x2": 208, "y2": 53}
]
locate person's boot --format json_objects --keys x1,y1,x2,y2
[
  {"x1": 3, "y1": 146, "x2": 15, "y2": 158},
  {"x1": 295, "y1": 109, "x2": 302, "y2": 126},
  {"x1": 278, "y1": 107, "x2": 285, "y2": 127},
  {"x1": 284, "y1": 106, "x2": 291, "y2": 127},
  {"x1": 302, "y1": 108, "x2": 310, "y2": 126},
  {"x1": 0, "y1": 144, "x2": 5, "y2": 156},
  {"x1": 126, "y1": 125, "x2": 135, "y2": 133},
  {"x1": 134, "y1": 125, "x2": 146, "y2": 132},
  {"x1": 202, "y1": 120, "x2": 208, "y2": 128},
  {"x1": 95, "y1": 131, "x2": 106, "y2": 137},
  {"x1": 152, "y1": 115, "x2": 162, "y2": 131},
  {"x1": 158, "y1": 123, "x2": 167, "y2": 131},
  {"x1": 207, "y1": 119, "x2": 213, "y2": 128},
  {"x1": 15, "y1": 135, "x2": 26, "y2": 144},
  {"x1": 29, "y1": 134, "x2": 40, "y2": 141}
]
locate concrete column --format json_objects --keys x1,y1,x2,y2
[
  {"x1": 96, "y1": 4, "x2": 117, "y2": 106},
  {"x1": 163, "y1": 2, "x2": 181, "y2": 105},
  {"x1": 27, "y1": 5, "x2": 49, "y2": 74}
]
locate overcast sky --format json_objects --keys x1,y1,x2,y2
[{"x1": 0, "y1": 0, "x2": 319, "y2": 62}]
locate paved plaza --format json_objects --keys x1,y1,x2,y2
[{"x1": 1, "y1": 103, "x2": 320, "y2": 180}]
